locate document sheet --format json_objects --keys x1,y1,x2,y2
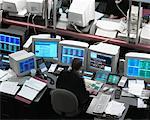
[
  {"x1": 17, "y1": 77, "x2": 47, "y2": 101},
  {"x1": 0, "y1": 81, "x2": 19, "y2": 95}
]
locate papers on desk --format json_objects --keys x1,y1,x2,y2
[
  {"x1": 96, "y1": 19, "x2": 126, "y2": 33},
  {"x1": 128, "y1": 80, "x2": 145, "y2": 96},
  {"x1": 17, "y1": 77, "x2": 47, "y2": 101},
  {"x1": 137, "y1": 98, "x2": 147, "y2": 108},
  {"x1": 0, "y1": 69, "x2": 17, "y2": 82},
  {"x1": 105, "y1": 100, "x2": 125, "y2": 117},
  {"x1": 0, "y1": 81, "x2": 20, "y2": 95},
  {"x1": 0, "y1": 69, "x2": 8, "y2": 79}
]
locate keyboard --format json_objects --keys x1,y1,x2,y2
[{"x1": 93, "y1": 93, "x2": 111, "y2": 114}]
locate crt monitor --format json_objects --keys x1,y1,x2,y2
[
  {"x1": 124, "y1": 52, "x2": 150, "y2": 83},
  {"x1": 68, "y1": 0, "x2": 95, "y2": 27},
  {"x1": 88, "y1": 43, "x2": 120, "y2": 73},
  {"x1": 2, "y1": 0, "x2": 27, "y2": 16},
  {"x1": 32, "y1": 37, "x2": 60, "y2": 62},
  {"x1": 26, "y1": 0, "x2": 52, "y2": 18},
  {"x1": 58, "y1": 40, "x2": 89, "y2": 69},
  {"x1": 9, "y1": 50, "x2": 36, "y2": 76}
]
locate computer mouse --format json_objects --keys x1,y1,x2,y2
[{"x1": 102, "y1": 86, "x2": 109, "y2": 91}]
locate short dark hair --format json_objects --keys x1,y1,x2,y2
[{"x1": 71, "y1": 58, "x2": 82, "y2": 71}]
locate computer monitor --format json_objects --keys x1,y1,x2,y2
[
  {"x1": 95, "y1": 69, "x2": 110, "y2": 83},
  {"x1": 87, "y1": 43, "x2": 120, "y2": 73},
  {"x1": 2, "y1": 0, "x2": 27, "y2": 16},
  {"x1": 26, "y1": 0, "x2": 52, "y2": 18},
  {"x1": 9, "y1": 50, "x2": 36, "y2": 76},
  {"x1": 0, "y1": 26, "x2": 27, "y2": 53},
  {"x1": 107, "y1": 74, "x2": 121, "y2": 85},
  {"x1": 68, "y1": 0, "x2": 95, "y2": 27},
  {"x1": 32, "y1": 37, "x2": 60, "y2": 62},
  {"x1": 58, "y1": 40, "x2": 89, "y2": 69},
  {"x1": 124, "y1": 52, "x2": 150, "y2": 83},
  {"x1": 0, "y1": 33, "x2": 21, "y2": 53}
]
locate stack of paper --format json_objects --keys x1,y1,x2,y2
[
  {"x1": 17, "y1": 77, "x2": 47, "y2": 101},
  {"x1": 0, "y1": 69, "x2": 17, "y2": 82},
  {"x1": 105, "y1": 100, "x2": 125, "y2": 117},
  {"x1": 0, "y1": 81, "x2": 20, "y2": 95},
  {"x1": 128, "y1": 80, "x2": 145, "y2": 96}
]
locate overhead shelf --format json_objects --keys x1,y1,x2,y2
[{"x1": 2, "y1": 18, "x2": 150, "y2": 52}]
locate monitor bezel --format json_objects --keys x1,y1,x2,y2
[
  {"x1": 124, "y1": 56, "x2": 150, "y2": 83},
  {"x1": 32, "y1": 37, "x2": 60, "y2": 63},
  {"x1": 87, "y1": 49, "x2": 114, "y2": 72},
  {"x1": 58, "y1": 43, "x2": 88, "y2": 70},
  {"x1": 0, "y1": 32, "x2": 23, "y2": 53}
]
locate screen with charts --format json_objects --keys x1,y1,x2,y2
[
  {"x1": 0, "y1": 34, "x2": 20, "y2": 53},
  {"x1": 89, "y1": 51, "x2": 112, "y2": 72},
  {"x1": 34, "y1": 41, "x2": 58, "y2": 59},
  {"x1": 107, "y1": 74, "x2": 120, "y2": 85},
  {"x1": 127, "y1": 58, "x2": 150, "y2": 79},
  {"x1": 61, "y1": 46, "x2": 85, "y2": 65},
  {"x1": 95, "y1": 70, "x2": 110, "y2": 83},
  {"x1": 19, "y1": 58, "x2": 35, "y2": 73}
]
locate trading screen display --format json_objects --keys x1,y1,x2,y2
[
  {"x1": 95, "y1": 70, "x2": 109, "y2": 83},
  {"x1": 34, "y1": 41, "x2": 58, "y2": 58},
  {"x1": 19, "y1": 58, "x2": 35, "y2": 73},
  {"x1": 89, "y1": 51, "x2": 112, "y2": 72},
  {"x1": 0, "y1": 34, "x2": 20, "y2": 52},
  {"x1": 127, "y1": 58, "x2": 150, "y2": 79},
  {"x1": 61, "y1": 46, "x2": 85, "y2": 65},
  {"x1": 107, "y1": 74, "x2": 120, "y2": 84}
]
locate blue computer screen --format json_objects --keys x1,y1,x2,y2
[
  {"x1": 89, "y1": 51, "x2": 112, "y2": 72},
  {"x1": 0, "y1": 34, "x2": 20, "y2": 52},
  {"x1": 19, "y1": 58, "x2": 35, "y2": 73},
  {"x1": 107, "y1": 74, "x2": 120, "y2": 85},
  {"x1": 34, "y1": 41, "x2": 58, "y2": 58},
  {"x1": 61, "y1": 46, "x2": 85, "y2": 65},
  {"x1": 127, "y1": 58, "x2": 150, "y2": 78},
  {"x1": 95, "y1": 70, "x2": 110, "y2": 83}
]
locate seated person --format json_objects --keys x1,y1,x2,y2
[
  {"x1": 56, "y1": 58, "x2": 91, "y2": 112},
  {"x1": 96, "y1": 0, "x2": 129, "y2": 19}
]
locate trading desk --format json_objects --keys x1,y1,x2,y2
[{"x1": 84, "y1": 79, "x2": 150, "y2": 120}]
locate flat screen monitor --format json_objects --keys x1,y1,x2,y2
[
  {"x1": 0, "y1": 26, "x2": 27, "y2": 54},
  {"x1": 87, "y1": 43, "x2": 120, "y2": 73},
  {"x1": 59, "y1": 40, "x2": 89, "y2": 69},
  {"x1": 107, "y1": 74, "x2": 120, "y2": 85},
  {"x1": 32, "y1": 38, "x2": 60, "y2": 62},
  {"x1": 95, "y1": 69, "x2": 110, "y2": 83},
  {"x1": 124, "y1": 52, "x2": 150, "y2": 82},
  {"x1": 0, "y1": 33, "x2": 21, "y2": 53}
]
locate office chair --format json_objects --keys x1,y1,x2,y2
[{"x1": 50, "y1": 89, "x2": 80, "y2": 117}]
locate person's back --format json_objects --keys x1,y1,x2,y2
[{"x1": 56, "y1": 58, "x2": 90, "y2": 110}]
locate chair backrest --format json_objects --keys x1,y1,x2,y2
[{"x1": 50, "y1": 89, "x2": 80, "y2": 117}]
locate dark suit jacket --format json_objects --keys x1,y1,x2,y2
[{"x1": 56, "y1": 70, "x2": 90, "y2": 107}]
